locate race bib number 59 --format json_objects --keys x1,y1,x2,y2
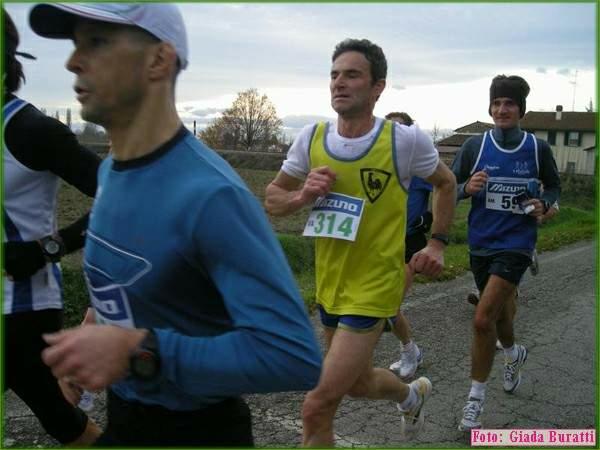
[
  {"x1": 303, "y1": 193, "x2": 365, "y2": 242},
  {"x1": 485, "y1": 177, "x2": 536, "y2": 215}
]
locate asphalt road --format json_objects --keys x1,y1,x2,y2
[{"x1": 3, "y1": 240, "x2": 596, "y2": 448}]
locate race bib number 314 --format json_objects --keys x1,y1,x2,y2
[{"x1": 303, "y1": 193, "x2": 365, "y2": 242}]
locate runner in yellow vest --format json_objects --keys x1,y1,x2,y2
[{"x1": 266, "y1": 38, "x2": 456, "y2": 447}]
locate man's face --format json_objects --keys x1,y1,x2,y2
[
  {"x1": 66, "y1": 20, "x2": 152, "y2": 127},
  {"x1": 330, "y1": 51, "x2": 385, "y2": 118},
  {"x1": 490, "y1": 97, "x2": 521, "y2": 129}
]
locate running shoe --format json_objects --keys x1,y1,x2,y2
[
  {"x1": 467, "y1": 290, "x2": 479, "y2": 306},
  {"x1": 503, "y1": 345, "x2": 528, "y2": 393},
  {"x1": 397, "y1": 377, "x2": 432, "y2": 438},
  {"x1": 389, "y1": 345, "x2": 423, "y2": 380},
  {"x1": 458, "y1": 397, "x2": 484, "y2": 431}
]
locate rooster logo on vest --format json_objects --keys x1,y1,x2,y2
[{"x1": 360, "y1": 168, "x2": 391, "y2": 203}]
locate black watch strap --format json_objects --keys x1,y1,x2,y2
[
  {"x1": 431, "y1": 233, "x2": 450, "y2": 246},
  {"x1": 130, "y1": 330, "x2": 161, "y2": 380}
]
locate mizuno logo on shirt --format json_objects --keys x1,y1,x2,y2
[{"x1": 488, "y1": 183, "x2": 523, "y2": 193}]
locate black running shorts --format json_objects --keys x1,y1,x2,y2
[
  {"x1": 94, "y1": 390, "x2": 254, "y2": 447},
  {"x1": 470, "y1": 251, "x2": 532, "y2": 292}
]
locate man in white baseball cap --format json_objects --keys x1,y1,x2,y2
[
  {"x1": 29, "y1": 2, "x2": 322, "y2": 447},
  {"x1": 30, "y1": 3, "x2": 188, "y2": 69}
]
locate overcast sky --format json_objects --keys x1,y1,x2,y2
[{"x1": 5, "y1": 2, "x2": 597, "y2": 137}]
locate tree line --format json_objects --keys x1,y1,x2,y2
[{"x1": 48, "y1": 88, "x2": 288, "y2": 152}]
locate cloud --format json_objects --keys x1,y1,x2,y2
[
  {"x1": 282, "y1": 115, "x2": 334, "y2": 129},
  {"x1": 189, "y1": 107, "x2": 224, "y2": 117},
  {"x1": 6, "y1": 3, "x2": 595, "y2": 133}
]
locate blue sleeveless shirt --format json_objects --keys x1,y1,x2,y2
[{"x1": 468, "y1": 130, "x2": 540, "y2": 251}]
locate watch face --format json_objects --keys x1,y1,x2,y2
[
  {"x1": 132, "y1": 350, "x2": 158, "y2": 378},
  {"x1": 44, "y1": 240, "x2": 61, "y2": 255}
]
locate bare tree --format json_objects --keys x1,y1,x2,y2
[
  {"x1": 430, "y1": 122, "x2": 451, "y2": 144},
  {"x1": 77, "y1": 122, "x2": 109, "y2": 144},
  {"x1": 430, "y1": 123, "x2": 443, "y2": 144},
  {"x1": 199, "y1": 116, "x2": 229, "y2": 148},
  {"x1": 200, "y1": 89, "x2": 283, "y2": 151}
]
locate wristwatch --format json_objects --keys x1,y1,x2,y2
[
  {"x1": 431, "y1": 233, "x2": 450, "y2": 246},
  {"x1": 130, "y1": 330, "x2": 161, "y2": 380},
  {"x1": 39, "y1": 235, "x2": 65, "y2": 262},
  {"x1": 542, "y1": 200, "x2": 550, "y2": 214}
]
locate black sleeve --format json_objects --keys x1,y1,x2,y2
[
  {"x1": 5, "y1": 104, "x2": 100, "y2": 197},
  {"x1": 58, "y1": 213, "x2": 90, "y2": 254},
  {"x1": 537, "y1": 139, "x2": 561, "y2": 205},
  {"x1": 5, "y1": 104, "x2": 100, "y2": 253},
  {"x1": 451, "y1": 136, "x2": 481, "y2": 199}
]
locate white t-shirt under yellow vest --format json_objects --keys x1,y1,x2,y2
[{"x1": 282, "y1": 118, "x2": 439, "y2": 317}]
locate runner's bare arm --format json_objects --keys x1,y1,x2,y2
[
  {"x1": 410, "y1": 161, "x2": 456, "y2": 277},
  {"x1": 265, "y1": 167, "x2": 336, "y2": 216}
]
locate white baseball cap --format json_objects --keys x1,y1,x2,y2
[{"x1": 29, "y1": 3, "x2": 188, "y2": 70}]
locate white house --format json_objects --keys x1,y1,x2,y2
[{"x1": 520, "y1": 106, "x2": 596, "y2": 176}]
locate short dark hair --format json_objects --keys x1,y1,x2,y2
[
  {"x1": 332, "y1": 38, "x2": 387, "y2": 84},
  {"x1": 4, "y1": 9, "x2": 26, "y2": 93},
  {"x1": 385, "y1": 111, "x2": 413, "y2": 126}
]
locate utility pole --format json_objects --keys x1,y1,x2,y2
[{"x1": 570, "y1": 69, "x2": 578, "y2": 111}]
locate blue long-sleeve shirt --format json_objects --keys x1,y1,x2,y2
[{"x1": 85, "y1": 127, "x2": 321, "y2": 410}]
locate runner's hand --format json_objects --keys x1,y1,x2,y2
[
  {"x1": 522, "y1": 198, "x2": 545, "y2": 217},
  {"x1": 465, "y1": 171, "x2": 488, "y2": 196},
  {"x1": 299, "y1": 166, "x2": 336, "y2": 204},
  {"x1": 42, "y1": 325, "x2": 146, "y2": 391},
  {"x1": 409, "y1": 241, "x2": 444, "y2": 278}
]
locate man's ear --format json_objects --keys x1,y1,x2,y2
[
  {"x1": 373, "y1": 79, "x2": 386, "y2": 102},
  {"x1": 148, "y1": 42, "x2": 178, "y2": 81}
]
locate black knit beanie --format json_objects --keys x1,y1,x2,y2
[{"x1": 488, "y1": 75, "x2": 530, "y2": 118}]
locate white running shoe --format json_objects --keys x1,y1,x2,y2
[
  {"x1": 530, "y1": 249, "x2": 539, "y2": 276},
  {"x1": 458, "y1": 397, "x2": 484, "y2": 431},
  {"x1": 503, "y1": 345, "x2": 528, "y2": 393},
  {"x1": 389, "y1": 345, "x2": 423, "y2": 380},
  {"x1": 397, "y1": 377, "x2": 432, "y2": 438},
  {"x1": 496, "y1": 339, "x2": 503, "y2": 351}
]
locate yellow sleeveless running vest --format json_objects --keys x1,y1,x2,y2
[{"x1": 309, "y1": 120, "x2": 408, "y2": 317}]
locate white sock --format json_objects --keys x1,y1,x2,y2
[
  {"x1": 469, "y1": 380, "x2": 486, "y2": 402},
  {"x1": 403, "y1": 340, "x2": 415, "y2": 354},
  {"x1": 399, "y1": 384, "x2": 417, "y2": 411},
  {"x1": 504, "y1": 344, "x2": 518, "y2": 361}
]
